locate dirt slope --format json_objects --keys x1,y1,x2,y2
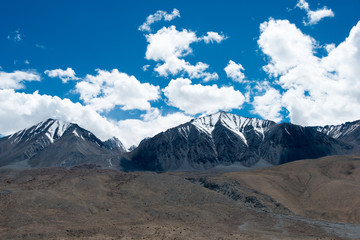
[
  {"x1": 0, "y1": 157, "x2": 360, "y2": 239},
  {"x1": 226, "y1": 155, "x2": 360, "y2": 224}
]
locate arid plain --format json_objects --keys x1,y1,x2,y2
[{"x1": 1, "y1": 155, "x2": 360, "y2": 239}]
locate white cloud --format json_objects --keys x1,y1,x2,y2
[
  {"x1": 296, "y1": 0, "x2": 334, "y2": 25},
  {"x1": 145, "y1": 26, "x2": 197, "y2": 62},
  {"x1": 0, "y1": 89, "x2": 122, "y2": 141},
  {"x1": 25, "y1": 60, "x2": 30, "y2": 65},
  {"x1": 224, "y1": 60, "x2": 245, "y2": 82},
  {"x1": 0, "y1": 89, "x2": 190, "y2": 147},
  {"x1": 258, "y1": 19, "x2": 317, "y2": 77},
  {"x1": 116, "y1": 108, "x2": 192, "y2": 147},
  {"x1": 201, "y1": 72, "x2": 219, "y2": 82},
  {"x1": 75, "y1": 69, "x2": 160, "y2": 112},
  {"x1": 202, "y1": 32, "x2": 227, "y2": 44},
  {"x1": 44, "y1": 67, "x2": 78, "y2": 83},
  {"x1": 256, "y1": 19, "x2": 360, "y2": 126},
  {"x1": 145, "y1": 26, "x2": 220, "y2": 81},
  {"x1": 139, "y1": 8, "x2": 180, "y2": 32},
  {"x1": 142, "y1": 64, "x2": 150, "y2": 71},
  {"x1": 0, "y1": 70, "x2": 40, "y2": 89},
  {"x1": 163, "y1": 78, "x2": 245, "y2": 115},
  {"x1": 323, "y1": 23, "x2": 360, "y2": 81},
  {"x1": 7, "y1": 30, "x2": 22, "y2": 42},
  {"x1": 252, "y1": 87, "x2": 283, "y2": 122},
  {"x1": 325, "y1": 43, "x2": 335, "y2": 53}
]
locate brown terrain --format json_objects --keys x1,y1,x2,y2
[{"x1": 0, "y1": 155, "x2": 360, "y2": 239}]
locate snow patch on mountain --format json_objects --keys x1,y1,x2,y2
[
  {"x1": 104, "y1": 137, "x2": 127, "y2": 152},
  {"x1": 315, "y1": 120, "x2": 360, "y2": 139},
  {"x1": 45, "y1": 120, "x2": 71, "y2": 143},
  {"x1": 191, "y1": 111, "x2": 274, "y2": 144},
  {"x1": 178, "y1": 125, "x2": 191, "y2": 139},
  {"x1": 7, "y1": 119, "x2": 73, "y2": 145},
  {"x1": 72, "y1": 129, "x2": 84, "y2": 140},
  {"x1": 191, "y1": 112, "x2": 221, "y2": 135}
]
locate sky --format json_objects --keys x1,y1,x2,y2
[{"x1": 1, "y1": 0, "x2": 360, "y2": 147}]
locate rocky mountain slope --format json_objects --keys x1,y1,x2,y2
[
  {"x1": 314, "y1": 120, "x2": 360, "y2": 145},
  {"x1": 0, "y1": 119, "x2": 126, "y2": 168},
  {"x1": 1, "y1": 113, "x2": 360, "y2": 171},
  {"x1": 130, "y1": 111, "x2": 354, "y2": 171}
]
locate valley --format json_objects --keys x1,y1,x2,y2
[
  {"x1": 1, "y1": 155, "x2": 360, "y2": 239},
  {"x1": 1, "y1": 113, "x2": 360, "y2": 239}
]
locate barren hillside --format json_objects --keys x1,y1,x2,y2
[{"x1": 0, "y1": 156, "x2": 360, "y2": 239}]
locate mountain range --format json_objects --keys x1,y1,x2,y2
[
  {"x1": 0, "y1": 119, "x2": 125, "y2": 169},
  {"x1": 0, "y1": 112, "x2": 359, "y2": 170},
  {"x1": 130, "y1": 111, "x2": 357, "y2": 171}
]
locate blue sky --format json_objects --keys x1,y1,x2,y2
[{"x1": 1, "y1": 0, "x2": 360, "y2": 147}]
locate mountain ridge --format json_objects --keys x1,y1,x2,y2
[
  {"x1": 313, "y1": 120, "x2": 360, "y2": 145},
  {"x1": 0, "y1": 118, "x2": 126, "y2": 169},
  {"x1": 1, "y1": 113, "x2": 360, "y2": 171},
  {"x1": 129, "y1": 111, "x2": 356, "y2": 171}
]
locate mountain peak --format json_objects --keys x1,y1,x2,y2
[
  {"x1": 0, "y1": 119, "x2": 126, "y2": 168},
  {"x1": 314, "y1": 120, "x2": 360, "y2": 145},
  {"x1": 104, "y1": 136, "x2": 127, "y2": 152},
  {"x1": 43, "y1": 119, "x2": 72, "y2": 143},
  {"x1": 191, "y1": 111, "x2": 275, "y2": 136},
  {"x1": 6, "y1": 118, "x2": 73, "y2": 145},
  {"x1": 130, "y1": 111, "x2": 355, "y2": 171}
]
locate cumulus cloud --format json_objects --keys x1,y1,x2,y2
[
  {"x1": 75, "y1": 69, "x2": 160, "y2": 112},
  {"x1": 163, "y1": 78, "x2": 245, "y2": 115},
  {"x1": 252, "y1": 87, "x2": 283, "y2": 122},
  {"x1": 0, "y1": 89, "x2": 121, "y2": 141},
  {"x1": 139, "y1": 8, "x2": 180, "y2": 32},
  {"x1": 145, "y1": 26, "x2": 197, "y2": 62},
  {"x1": 296, "y1": 0, "x2": 334, "y2": 25},
  {"x1": 202, "y1": 32, "x2": 227, "y2": 44},
  {"x1": 224, "y1": 60, "x2": 245, "y2": 82},
  {"x1": 255, "y1": 19, "x2": 360, "y2": 126},
  {"x1": 44, "y1": 67, "x2": 78, "y2": 83},
  {"x1": 145, "y1": 26, "x2": 221, "y2": 81},
  {"x1": 324, "y1": 43, "x2": 336, "y2": 53},
  {"x1": 0, "y1": 70, "x2": 40, "y2": 89},
  {"x1": 116, "y1": 108, "x2": 192, "y2": 147},
  {"x1": 0, "y1": 89, "x2": 190, "y2": 147},
  {"x1": 258, "y1": 19, "x2": 317, "y2": 77}
]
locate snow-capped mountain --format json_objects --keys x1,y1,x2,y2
[
  {"x1": 190, "y1": 111, "x2": 274, "y2": 144},
  {"x1": 314, "y1": 120, "x2": 360, "y2": 145},
  {"x1": 7, "y1": 119, "x2": 72, "y2": 146},
  {"x1": 1, "y1": 113, "x2": 359, "y2": 171},
  {"x1": 0, "y1": 119, "x2": 126, "y2": 168},
  {"x1": 104, "y1": 137, "x2": 127, "y2": 152},
  {"x1": 129, "y1": 111, "x2": 354, "y2": 171}
]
